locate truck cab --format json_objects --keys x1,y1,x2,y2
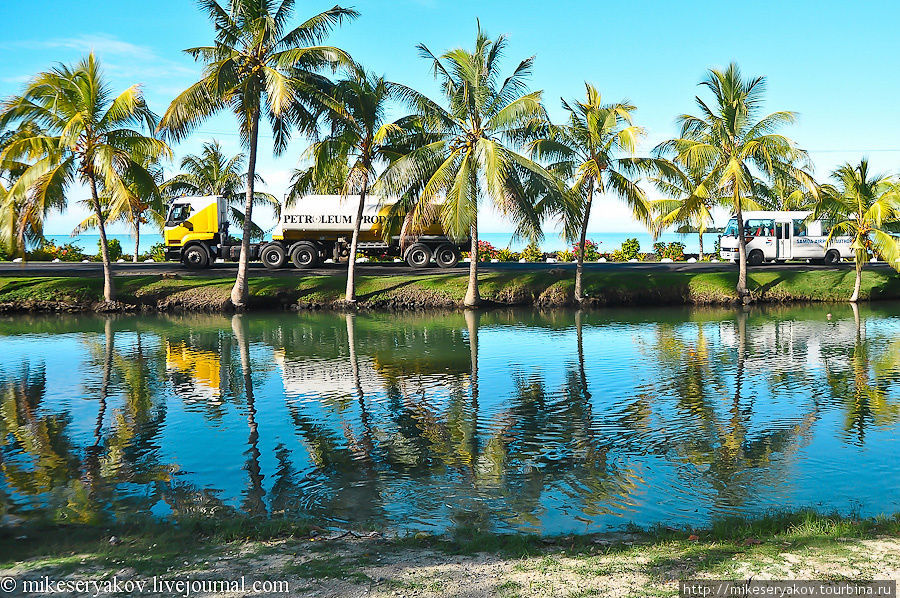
[{"x1": 163, "y1": 196, "x2": 230, "y2": 267}]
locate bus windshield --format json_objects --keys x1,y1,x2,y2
[{"x1": 724, "y1": 218, "x2": 739, "y2": 237}]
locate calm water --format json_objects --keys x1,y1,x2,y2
[{"x1": 1, "y1": 306, "x2": 899, "y2": 535}]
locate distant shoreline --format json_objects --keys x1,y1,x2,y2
[{"x1": 40, "y1": 231, "x2": 724, "y2": 255}]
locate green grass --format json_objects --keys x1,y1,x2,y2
[
  {"x1": 3, "y1": 510, "x2": 898, "y2": 590},
  {"x1": 0, "y1": 517, "x2": 312, "y2": 573},
  {"x1": 0, "y1": 267, "x2": 898, "y2": 311}
]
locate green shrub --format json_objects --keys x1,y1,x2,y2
[
  {"x1": 557, "y1": 249, "x2": 575, "y2": 262},
  {"x1": 653, "y1": 241, "x2": 686, "y2": 261},
  {"x1": 96, "y1": 238, "x2": 123, "y2": 261},
  {"x1": 520, "y1": 242, "x2": 543, "y2": 262},
  {"x1": 145, "y1": 242, "x2": 166, "y2": 262},
  {"x1": 610, "y1": 249, "x2": 626, "y2": 262},
  {"x1": 26, "y1": 240, "x2": 87, "y2": 262},
  {"x1": 621, "y1": 238, "x2": 641, "y2": 260},
  {"x1": 497, "y1": 248, "x2": 519, "y2": 262},
  {"x1": 573, "y1": 239, "x2": 601, "y2": 261},
  {"x1": 462, "y1": 240, "x2": 499, "y2": 262}
]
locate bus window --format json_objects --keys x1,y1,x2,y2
[
  {"x1": 745, "y1": 219, "x2": 774, "y2": 237},
  {"x1": 724, "y1": 218, "x2": 739, "y2": 237},
  {"x1": 793, "y1": 220, "x2": 808, "y2": 237}
]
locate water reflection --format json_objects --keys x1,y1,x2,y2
[{"x1": 1, "y1": 305, "x2": 899, "y2": 534}]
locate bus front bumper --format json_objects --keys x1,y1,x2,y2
[
  {"x1": 720, "y1": 250, "x2": 738, "y2": 261},
  {"x1": 165, "y1": 247, "x2": 182, "y2": 262}
]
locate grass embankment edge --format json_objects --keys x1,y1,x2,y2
[
  {"x1": 0, "y1": 268, "x2": 899, "y2": 312},
  {"x1": 2, "y1": 510, "x2": 898, "y2": 593}
]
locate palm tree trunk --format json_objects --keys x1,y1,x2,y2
[
  {"x1": 232, "y1": 314, "x2": 265, "y2": 515},
  {"x1": 734, "y1": 199, "x2": 749, "y2": 302},
  {"x1": 698, "y1": 231, "x2": 704, "y2": 261},
  {"x1": 464, "y1": 308, "x2": 480, "y2": 469},
  {"x1": 88, "y1": 174, "x2": 115, "y2": 302},
  {"x1": 133, "y1": 219, "x2": 140, "y2": 263},
  {"x1": 231, "y1": 108, "x2": 260, "y2": 310},
  {"x1": 850, "y1": 254, "x2": 863, "y2": 302},
  {"x1": 575, "y1": 186, "x2": 594, "y2": 304},
  {"x1": 345, "y1": 179, "x2": 369, "y2": 304},
  {"x1": 463, "y1": 216, "x2": 480, "y2": 307}
]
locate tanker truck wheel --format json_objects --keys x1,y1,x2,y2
[
  {"x1": 290, "y1": 242, "x2": 320, "y2": 269},
  {"x1": 405, "y1": 243, "x2": 432, "y2": 268},
  {"x1": 434, "y1": 244, "x2": 460, "y2": 268},
  {"x1": 260, "y1": 243, "x2": 286, "y2": 270},
  {"x1": 182, "y1": 244, "x2": 209, "y2": 270}
]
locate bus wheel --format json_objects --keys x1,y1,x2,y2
[
  {"x1": 748, "y1": 249, "x2": 764, "y2": 266},
  {"x1": 290, "y1": 242, "x2": 319, "y2": 269},
  {"x1": 434, "y1": 244, "x2": 460, "y2": 268},
  {"x1": 405, "y1": 243, "x2": 432, "y2": 268},
  {"x1": 260, "y1": 244, "x2": 286, "y2": 270},
  {"x1": 824, "y1": 250, "x2": 841, "y2": 264},
  {"x1": 182, "y1": 244, "x2": 209, "y2": 269}
]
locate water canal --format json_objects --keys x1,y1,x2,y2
[{"x1": 1, "y1": 305, "x2": 898, "y2": 535}]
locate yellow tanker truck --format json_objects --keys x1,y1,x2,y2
[{"x1": 163, "y1": 195, "x2": 466, "y2": 270}]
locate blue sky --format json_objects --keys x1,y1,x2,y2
[{"x1": 2, "y1": 0, "x2": 900, "y2": 235}]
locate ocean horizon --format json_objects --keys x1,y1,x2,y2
[{"x1": 43, "y1": 231, "x2": 722, "y2": 256}]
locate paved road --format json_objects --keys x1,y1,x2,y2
[{"x1": 0, "y1": 259, "x2": 887, "y2": 278}]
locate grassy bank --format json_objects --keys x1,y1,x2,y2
[
  {"x1": 0, "y1": 267, "x2": 899, "y2": 312},
  {"x1": 3, "y1": 511, "x2": 899, "y2": 597}
]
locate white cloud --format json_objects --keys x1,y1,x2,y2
[{"x1": 0, "y1": 34, "x2": 199, "y2": 91}]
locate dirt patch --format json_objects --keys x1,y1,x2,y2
[{"x1": 5, "y1": 534, "x2": 899, "y2": 598}]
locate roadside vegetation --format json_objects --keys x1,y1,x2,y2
[
  {"x1": 3, "y1": 510, "x2": 899, "y2": 596},
  {"x1": 2, "y1": 2, "x2": 898, "y2": 308}
]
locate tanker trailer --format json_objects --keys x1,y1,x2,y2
[{"x1": 163, "y1": 194, "x2": 467, "y2": 270}]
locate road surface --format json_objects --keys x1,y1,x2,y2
[{"x1": 0, "y1": 260, "x2": 886, "y2": 278}]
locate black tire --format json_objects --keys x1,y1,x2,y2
[
  {"x1": 182, "y1": 244, "x2": 209, "y2": 269},
  {"x1": 824, "y1": 249, "x2": 840, "y2": 264},
  {"x1": 405, "y1": 243, "x2": 433, "y2": 268},
  {"x1": 747, "y1": 249, "x2": 764, "y2": 266},
  {"x1": 434, "y1": 244, "x2": 460, "y2": 268},
  {"x1": 260, "y1": 243, "x2": 286, "y2": 270},
  {"x1": 290, "y1": 242, "x2": 320, "y2": 269}
]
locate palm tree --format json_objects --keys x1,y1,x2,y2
[
  {"x1": 158, "y1": 0, "x2": 357, "y2": 309},
  {"x1": 0, "y1": 54, "x2": 169, "y2": 301},
  {"x1": 288, "y1": 70, "x2": 408, "y2": 303},
  {"x1": 163, "y1": 140, "x2": 279, "y2": 240},
  {"x1": 648, "y1": 157, "x2": 719, "y2": 260},
  {"x1": 815, "y1": 159, "x2": 900, "y2": 302},
  {"x1": 662, "y1": 63, "x2": 810, "y2": 300},
  {"x1": 531, "y1": 84, "x2": 650, "y2": 303},
  {"x1": 1, "y1": 123, "x2": 51, "y2": 257},
  {"x1": 74, "y1": 152, "x2": 167, "y2": 262},
  {"x1": 376, "y1": 23, "x2": 554, "y2": 307}
]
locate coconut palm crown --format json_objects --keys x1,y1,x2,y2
[
  {"x1": 648, "y1": 158, "x2": 719, "y2": 260},
  {"x1": 163, "y1": 140, "x2": 279, "y2": 239}
]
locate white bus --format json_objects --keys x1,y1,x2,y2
[{"x1": 719, "y1": 211, "x2": 854, "y2": 265}]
